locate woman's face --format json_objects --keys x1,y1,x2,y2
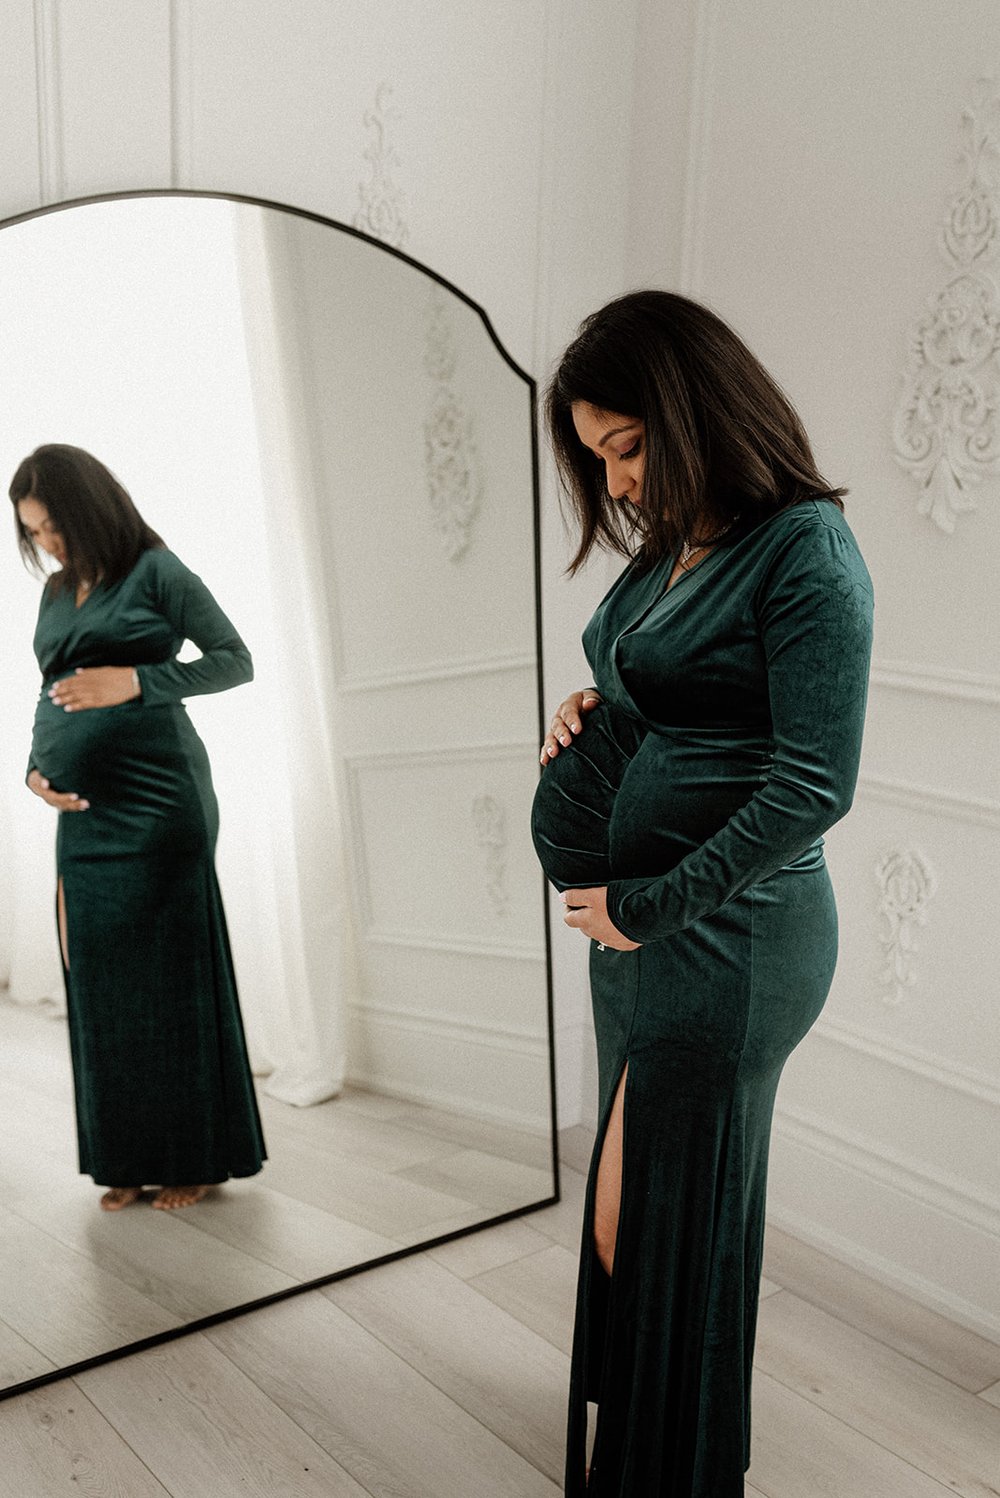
[
  {"x1": 17, "y1": 496, "x2": 66, "y2": 565},
  {"x1": 571, "y1": 401, "x2": 645, "y2": 506}
]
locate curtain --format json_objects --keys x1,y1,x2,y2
[{"x1": 0, "y1": 196, "x2": 357, "y2": 1105}]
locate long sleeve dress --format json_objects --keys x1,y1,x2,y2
[
  {"x1": 531, "y1": 497, "x2": 874, "y2": 1497},
  {"x1": 27, "y1": 545, "x2": 267, "y2": 1189}
]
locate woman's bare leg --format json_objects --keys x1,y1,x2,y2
[
  {"x1": 57, "y1": 876, "x2": 69, "y2": 971},
  {"x1": 594, "y1": 1062, "x2": 628, "y2": 1275}
]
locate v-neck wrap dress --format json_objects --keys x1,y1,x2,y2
[
  {"x1": 531, "y1": 499, "x2": 874, "y2": 1496},
  {"x1": 27, "y1": 546, "x2": 266, "y2": 1188}
]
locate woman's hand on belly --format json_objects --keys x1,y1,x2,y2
[
  {"x1": 540, "y1": 688, "x2": 603, "y2": 767},
  {"x1": 48, "y1": 666, "x2": 141, "y2": 712},
  {"x1": 26, "y1": 768, "x2": 90, "y2": 812},
  {"x1": 560, "y1": 886, "x2": 640, "y2": 951}
]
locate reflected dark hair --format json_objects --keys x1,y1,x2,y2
[
  {"x1": 545, "y1": 290, "x2": 846, "y2": 574},
  {"x1": 9, "y1": 444, "x2": 164, "y2": 595}
]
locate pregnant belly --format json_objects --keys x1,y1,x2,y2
[
  {"x1": 530, "y1": 700, "x2": 774, "y2": 891},
  {"x1": 607, "y1": 727, "x2": 772, "y2": 880},
  {"x1": 31, "y1": 692, "x2": 215, "y2": 844}
]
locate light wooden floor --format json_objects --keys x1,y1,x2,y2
[
  {"x1": 3, "y1": 1121, "x2": 1000, "y2": 1496},
  {"x1": 0, "y1": 997, "x2": 554, "y2": 1387}
]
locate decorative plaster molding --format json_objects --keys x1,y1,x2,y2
[
  {"x1": 472, "y1": 794, "x2": 508, "y2": 916},
  {"x1": 874, "y1": 846, "x2": 937, "y2": 1005},
  {"x1": 893, "y1": 78, "x2": 1000, "y2": 532},
  {"x1": 354, "y1": 81, "x2": 407, "y2": 249},
  {"x1": 423, "y1": 288, "x2": 482, "y2": 561}
]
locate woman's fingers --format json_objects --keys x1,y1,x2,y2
[{"x1": 539, "y1": 689, "x2": 603, "y2": 766}]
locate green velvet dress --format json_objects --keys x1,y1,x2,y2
[
  {"x1": 531, "y1": 498, "x2": 874, "y2": 1496},
  {"x1": 28, "y1": 546, "x2": 266, "y2": 1188}
]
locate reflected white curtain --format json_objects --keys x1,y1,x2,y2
[
  {"x1": 223, "y1": 204, "x2": 361, "y2": 1105},
  {"x1": 0, "y1": 196, "x2": 358, "y2": 1106}
]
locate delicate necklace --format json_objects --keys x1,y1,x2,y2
[{"x1": 679, "y1": 520, "x2": 734, "y2": 569}]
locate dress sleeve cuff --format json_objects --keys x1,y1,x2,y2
[{"x1": 605, "y1": 880, "x2": 653, "y2": 944}]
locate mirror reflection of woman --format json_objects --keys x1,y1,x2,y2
[
  {"x1": 531, "y1": 292, "x2": 874, "y2": 1495},
  {"x1": 11, "y1": 444, "x2": 266, "y2": 1212}
]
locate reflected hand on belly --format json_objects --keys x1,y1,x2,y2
[
  {"x1": 49, "y1": 665, "x2": 141, "y2": 712},
  {"x1": 26, "y1": 768, "x2": 90, "y2": 812},
  {"x1": 560, "y1": 886, "x2": 640, "y2": 951}
]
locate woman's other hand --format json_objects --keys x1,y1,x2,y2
[
  {"x1": 540, "y1": 688, "x2": 602, "y2": 767},
  {"x1": 560, "y1": 886, "x2": 640, "y2": 950},
  {"x1": 48, "y1": 666, "x2": 140, "y2": 712},
  {"x1": 26, "y1": 769, "x2": 89, "y2": 812}
]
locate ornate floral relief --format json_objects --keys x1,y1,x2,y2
[
  {"x1": 472, "y1": 794, "x2": 508, "y2": 916},
  {"x1": 424, "y1": 289, "x2": 482, "y2": 560},
  {"x1": 354, "y1": 81, "x2": 408, "y2": 249},
  {"x1": 874, "y1": 846, "x2": 937, "y2": 1005},
  {"x1": 893, "y1": 79, "x2": 1000, "y2": 532}
]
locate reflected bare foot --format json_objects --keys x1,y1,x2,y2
[
  {"x1": 152, "y1": 1185, "x2": 211, "y2": 1211},
  {"x1": 100, "y1": 1186, "x2": 142, "y2": 1211}
]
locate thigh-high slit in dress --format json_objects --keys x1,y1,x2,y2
[
  {"x1": 27, "y1": 546, "x2": 266, "y2": 1188},
  {"x1": 531, "y1": 499, "x2": 874, "y2": 1496}
]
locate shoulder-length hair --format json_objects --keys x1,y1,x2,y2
[
  {"x1": 9, "y1": 444, "x2": 164, "y2": 594},
  {"x1": 545, "y1": 290, "x2": 846, "y2": 575}
]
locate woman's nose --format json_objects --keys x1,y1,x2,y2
[{"x1": 605, "y1": 460, "x2": 632, "y2": 501}]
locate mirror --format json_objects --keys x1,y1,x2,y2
[{"x1": 0, "y1": 191, "x2": 555, "y2": 1397}]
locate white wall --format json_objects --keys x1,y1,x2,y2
[
  {"x1": 0, "y1": 0, "x2": 642, "y2": 1133},
  {"x1": 628, "y1": 0, "x2": 1000, "y2": 1339}
]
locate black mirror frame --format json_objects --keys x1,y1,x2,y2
[{"x1": 0, "y1": 186, "x2": 558, "y2": 1402}]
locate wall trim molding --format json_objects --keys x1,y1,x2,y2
[
  {"x1": 870, "y1": 657, "x2": 1000, "y2": 705},
  {"x1": 678, "y1": 0, "x2": 719, "y2": 297},
  {"x1": 366, "y1": 926, "x2": 545, "y2": 962},
  {"x1": 345, "y1": 739, "x2": 536, "y2": 771},
  {"x1": 774, "y1": 1102, "x2": 1000, "y2": 1238},
  {"x1": 168, "y1": 0, "x2": 194, "y2": 189},
  {"x1": 339, "y1": 650, "x2": 535, "y2": 694},
  {"x1": 858, "y1": 771, "x2": 1000, "y2": 829},
  {"x1": 32, "y1": 0, "x2": 63, "y2": 205},
  {"x1": 766, "y1": 1200, "x2": 1000, "y2": 1347},
  {"x1": 814, "y1": 1013, "x2": 1000, "y2": 1109},
  {"x1": 349, "y1": 998, "x2": 548, "y2": 1055}
]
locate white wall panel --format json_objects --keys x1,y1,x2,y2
[
  {"x1": 57, "y1": 0, "x2": 172, "y2": 197},
  {"x1": 0, "y1": 0, "x2": 645, "y2": 1131},
  {"x1": 179, "y1": 0, "x2": 548, "y2": 372},
  {"x1": 0, "y1": 6, "x2": 47, "y2": 213},
  {"x1": 627, "y1": 0, "x2": 1000, "y2": 1333}
]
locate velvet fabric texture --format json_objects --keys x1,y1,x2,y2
[
  {"x1": 28, "y1": 547, "x2": 266, "y2": 1187},
  {"x1": 531, "y1": 499, "x2": 874, "y2": 1496}
]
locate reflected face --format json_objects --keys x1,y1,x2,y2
[
  {"x1": 17, "y1": 496, "x2": 66, "y2": 565},
  {"x1": 571, "y1": 401, "x2": 645, "y2": 506}
]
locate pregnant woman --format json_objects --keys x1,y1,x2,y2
[
  {"x1": 531, "y1": 292, "x2": 874, "y2": 1495},
  {"x1": 11, "y1": 443, "x2": 266, "y2": 1212}
]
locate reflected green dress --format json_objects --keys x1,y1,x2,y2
[
  {"x1": 28, "y1": 546, "x2": 266, "y2": 1188},
  {"x1": 531, "y1": 499, "x2": 874, "y2": 1496}
]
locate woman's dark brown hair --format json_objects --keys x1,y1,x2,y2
[
  {"x1": 545, "y1": 290, "x2": 846, "y2": 575},
  {"x1": 9, "y1": 444, "x2": 164, "y2": 595}
]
